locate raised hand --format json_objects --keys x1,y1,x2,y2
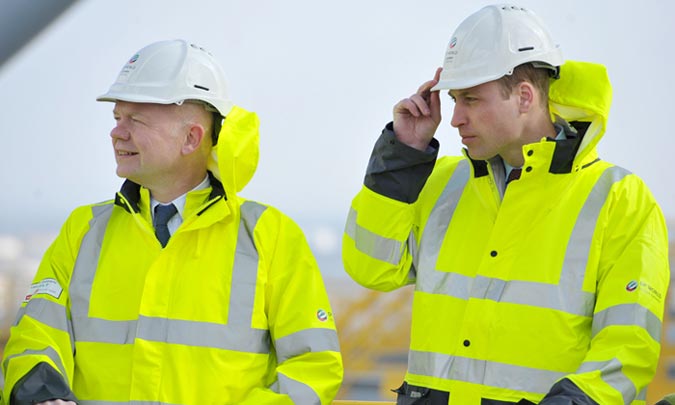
[{"x1": 392, "y1": 67, "x2": 442, "y2": 151}]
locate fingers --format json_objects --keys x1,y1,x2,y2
[
  {"x1": 411, "y1": 67, "x2": 443, "y2": 114},
  {"x1": 393, "y1": 67, "x2": 444, "y2": 119},
  {"x1": 394, "y1": 97, "x2": 425, "y2": 118},
  {"x1": 416, "y1": 67, "x2": 442, "y2": 94},
  {"x1": 416, "y1": 79, "x2": 437, "y2": 102},
  {"x1": 395, "y1": 94, "x2": 434, "y2": 118},
  {"x1": 410, "y1": 94, "x2": 432, "y2": 116}
]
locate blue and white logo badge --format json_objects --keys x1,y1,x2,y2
[
  {"x1": 316, "y1": 309, "x2": 328, "y2": 322},
  {"x1": 626, "y1": 280, "x2": 639, "y2": 292}
]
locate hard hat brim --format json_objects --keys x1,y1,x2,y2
[
  {"x1": 431, "y1": 75, "x2": 502, "y2": 92},
  {"x1": 96, "y1": 91, "x2": 234, "y2": 117}
]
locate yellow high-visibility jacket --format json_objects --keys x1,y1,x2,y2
[
  {"x1": 343, "y1": 62, "x2": 669, "y2": 404},
  {"x1": 2, "y1": 107, "x2": 343, "y2": 404}
]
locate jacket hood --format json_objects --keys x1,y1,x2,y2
[
  {"x1": 207, "y1": 105, "x2": 260, "y2": 195},
  {"x1": 548, "y1": 60, "x2": 612, "y2": 165}
]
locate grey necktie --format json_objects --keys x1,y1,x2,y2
[{"x1": 154, "y1": 203, "x2": 177, "y2": 247}]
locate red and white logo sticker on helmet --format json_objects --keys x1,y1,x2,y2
[{"x1": 449, "y1": 37, "x2": 458, "y2": 49}]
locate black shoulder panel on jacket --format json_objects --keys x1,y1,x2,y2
[{"x1": 364, "y1": 123, "x2": 439, "y2": 203}]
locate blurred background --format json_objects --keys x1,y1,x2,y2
[{"x1": 1, "y1": 0, "x2": 674, "y2": 401}]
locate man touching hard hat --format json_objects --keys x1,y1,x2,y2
[{"x1": 343, "y1": 4, "x2": 669, "y2": 404}]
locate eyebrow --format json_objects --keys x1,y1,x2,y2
[
  {"x1": 449, "y1": 89, "x2": 470, "y2": 97},
  {"x1": 113, "y1": 108, "x2": 144, "y2": 118}
]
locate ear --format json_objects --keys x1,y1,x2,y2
[
  {"x1": 517, "y1": 81, "x2": 535, "y2": 113},
  {"x1": 181, "y1": 124, "x2": 206, "y2": 155}
]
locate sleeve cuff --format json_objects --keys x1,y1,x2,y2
[
  {"x1": 364, "y1": 123, "x2": 439, "y2": 203},
  {"x1": 10, "y1": 362, "x2": 77, "y2": 405}
]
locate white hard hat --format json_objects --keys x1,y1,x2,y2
[
  {"x1": 97, "y1": 39, "x2": 233, "y2": 117},
  {"x1": 431, "y1": 4, "x2": 563, "y2": 91}
]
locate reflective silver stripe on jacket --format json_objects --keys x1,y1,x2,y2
[
  {"x1": 3, "y1": 347, "x2": 68, "y2": 381},
  {"x1": 345, "y1": 161, "x2": 471, "y2": 280},
  {"x1": 271, "y1": 373, "x2": 321, "y2": 405},
  {"x1": 408, "y1": 350, "x2": 567, "y2": 393},
  {"x1": 592, "y1": 303, "x2": 661, "y2": 342},
  {"x1": 345, "y1": 206, "x2": 404, "y2": 265},
  {"x1": 13, "y1": 297, "x2": 75, "y2": 352},
  {"x1": 275, "y1": 328, "x2": 341, "y2": 364},
  {"x1": 411, "y1": 165, "x2": 650, "y2": 400},
  {"x1": 13, "y1": 298, "x2": 68, "y2": 330},
  {"x1": 415, "y1": 160, "x2": 471, "y2": 277},
  {"x1": 578, "y1": 359, "x2": 634, "y2": 404},
  {"x1": 69, "y1": 201, "x2": 270, "y2": 353}
]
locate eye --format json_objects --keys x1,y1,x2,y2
[
  {"x1": 130, "y1": 116, "x2": 145, "y2": 125},
  {"x1": 463, "y1": 96, "x2": 478, "y2": 105}
]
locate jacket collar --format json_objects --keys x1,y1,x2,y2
[
  {"x1": 115, "y1": 171, "x2": 226, "y2": 214},
  {"x1": 467, "y1": 120, "x2": 588, "y2": 178}
]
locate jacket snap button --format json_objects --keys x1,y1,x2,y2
[
  {"x1": 490, "y1": 250, "x2": 498, "y2": 257},
  {"x1": 463, "y1": 339, "x2": 470, "y2": 347}
]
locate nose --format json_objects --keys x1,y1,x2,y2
[
  {"x1": 450, "y1": 103, "x2": 466, "y2": 128},
  {"x1": 110, "y1": 122, "x2": 130, "y2": 141}
]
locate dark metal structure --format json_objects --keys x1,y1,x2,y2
[{"x1": 0, "y1": 0, "x2": 80, "y2": 68}]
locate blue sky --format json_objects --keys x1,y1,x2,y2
[{"x1": 2, "y1": 0, "x2": 673, "y2": 252}]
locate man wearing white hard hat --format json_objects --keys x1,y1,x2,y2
[
  {"x1": 343, "y1": 4, "x2": 668, "y2": 404},
  {"x1": 2, "y1": 39, "x2": 343, "y2": 404}
]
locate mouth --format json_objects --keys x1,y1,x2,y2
[{"x1": 116, "y1": 150, "x2": 138, "y2": 156}]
